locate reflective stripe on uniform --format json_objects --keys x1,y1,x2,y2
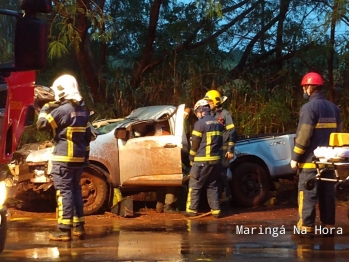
[
  {"x1": 194, "y1": 156, "x2": 221, "y2": 161},
  {"x1": 189, "y1": 150, "x2": 197, "y2": 156},
  {"x1": 186, "y1": 187, "x2": 194, "y2": 212},
  {"x1": 298, "y1": 162, "x2": 331, "y2": 169},
  {"x1": 51, "y1": 156, "x2": 85, "y2": 162},
  {"x1": 226, "y1": 123, "x2": 235, "y2": 130},
  {"x1": 38, "y1": 112, "x2": 47, "y2": 118},
  {"x1": 66, "y1": 127, "x2": 88, "y2": 157},
  {"x1": 73, "y1": 216, "x2": 85, "y2": 223},
  {"x1": 297, "y1": 190, "x2": 304, "y2": 230},
  {"x1": 206, "y1": 131, "x2": 222, "y2": 157},
  {"x1": 294, "y1": 146, "x2": 305, "y2": 154},
  {"x1": 45, "y1": 115, "x2": 58, "y2": 129},
  {"x1": 315, "y1": 123, "x2": 337, "y2": 129},
  {"x1": 192, "y1": 130, "x2": 202, "y2": 137},
  {"x1": 56, "y1": 190, "x2": 72, "y2": 226}
]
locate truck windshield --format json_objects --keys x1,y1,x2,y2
[
  {"x1": 94, "y1": 120, "x2": 124, "y2": 135},
  {"x1": 0, "y1": 5, "x2": 17, "y2": 66}
]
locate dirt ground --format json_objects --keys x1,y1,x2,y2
[{"x1": 6, "y1": 178, "x2": 349, "y2": 225}]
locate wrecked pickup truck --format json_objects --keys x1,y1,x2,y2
[{"x1": 9, "y1": 104, "x2": 297, "y2": 215}]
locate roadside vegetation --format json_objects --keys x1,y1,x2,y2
[{"x1": 2, "y1": 0, "x2": 349, "y2": 140}]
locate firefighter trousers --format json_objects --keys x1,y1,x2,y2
[
  {"x1": 297, "y1": 170, "x2": 335, "y2": 232},
  {"x1": 51, "y1": 164, "x2": 85, "y2": 230},
  {"x1": 186, "y1": 162, "x2": 221, "y2": 213}
]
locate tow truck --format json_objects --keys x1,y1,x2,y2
[{"x1": 0, "y1": 0, "x2": 52, "y2": 253}]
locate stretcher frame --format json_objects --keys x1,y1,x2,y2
[
  {"x1": 304, "y1": 160, "x2": 349, "y2": 192},
  {"x1": 304, "y1": 133, "x2": 349, "y2": 191}
]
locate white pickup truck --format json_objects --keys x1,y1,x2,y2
[{"x1": 10, "y1": 104, "x2": 297, "y2": 215}]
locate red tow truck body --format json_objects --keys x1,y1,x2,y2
[{"x1": 0, "y1": 71, "x2": 36, "y2": 165}]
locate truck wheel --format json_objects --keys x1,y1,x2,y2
[
  {"x1": 230, "y1": 163, "x2": 270, "y2": 207},
  {"x1": 0, "y1": 211, "x2": 7, "y2": 253},
  {"x1": 81, "y1": 165, "x2": 108, "y2": 215}
]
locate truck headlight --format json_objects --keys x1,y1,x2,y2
[{"x1": 0, "y1": 181, "x2": 7, "y2": 207}]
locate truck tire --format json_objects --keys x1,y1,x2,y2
[
  {"x1": 81, "y1": 165, "x2": 108, "y2": 215},
  {"x1": 230, "y1": 163, "x2": 270, "y2": 207},
  {"x1": 0, "y1": 211, "x2": 7, "y2": 253}
]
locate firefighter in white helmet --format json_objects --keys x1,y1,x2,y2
[
  {"x1": 184, "y1": 99, "x2": 223, "y2": 218},
  {"x1": 37, "y1": 74, "x2": 91, "y2": 241}
]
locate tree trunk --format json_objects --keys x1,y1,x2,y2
[
  {"x1": 328, "y1": 0, "x2": 338, "y2": 102},
  {"x1": 74, "y1": 0, "x2": 105, "y2": 104},
  {"x1": 129, "y1": 0, "x2": 163, "y2": 106}
]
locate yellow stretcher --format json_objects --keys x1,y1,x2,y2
[{"x1": 304, "y1": 133, "x2": 349, "y2": 192}]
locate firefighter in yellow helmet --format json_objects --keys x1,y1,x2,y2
[{"x1": 203, "y1": 90, "x2": 237, "y2": 204}]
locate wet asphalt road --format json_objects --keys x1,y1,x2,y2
[{"x1": 1, "y1": 212, "x2": 349, "y2": 262}]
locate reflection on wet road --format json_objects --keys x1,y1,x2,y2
[{"x1": 1, "y1": 217, "x2": 349, "y2": 261}]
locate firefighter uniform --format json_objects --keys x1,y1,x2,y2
[
  {"x1": 213, "y1": 107, "x2": 237, "y2": 167},
  {"x1": 213, "y1": 107, "x2": 237, "y2": 200},
  {"x1": 292, "y1": 92, "x2": 341, "y2": 234},
  {"x1": 37, "y1": 100, "x2": 91, "y2": 231},
  {"x1": 186, "y1": 110, "x2": 223, "y2": 217}
]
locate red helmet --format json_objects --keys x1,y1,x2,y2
[{"x1": 301, "y1": 72, "x2": 323, "y2": 86}]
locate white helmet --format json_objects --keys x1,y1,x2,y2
[
  {"x1": 50, "y1": 74, "x2": 82, "y2": 102},
  {"x1": 194, "y1": 99, "x2": 209, "y2": 112}
]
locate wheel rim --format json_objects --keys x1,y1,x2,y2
[
  {"x1": 80, "y1": 177, "x2": 97, "y2": 206},
  {"x1": 241, "y1": 173, "x2": 261, "y2": 197}
]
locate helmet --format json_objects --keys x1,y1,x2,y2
[
  {"x1": 194, "y1": 99, "x2": 209, "y2": 112},
  {"x1": 50, "y1": 74, "x2": 82, "y2": 102},
  {"x1": 203, "y1": 90, "x2": 222, "y2": 106},
  {"x1": 301, "y1": 72, "x2": 323, "y2": 86}
]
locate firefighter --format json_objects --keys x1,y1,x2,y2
[
  {"x1": 203, "y1": 90, "x2": 237, "y2": 203},
  {"x1": 185, "y1": 99, "x2": 223, "y2": 218},
  {"x1": 290, "y1": 72, "x2": 342, "y2": 238},
  {"x1": 37, "y1": 74, "x2": 91, "y2": 241}
]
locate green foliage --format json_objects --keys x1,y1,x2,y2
[
  {"x1": 48, "y1": 41, "x2": 69, "y2": 59},
  {"x1": 39, "y1": 0, "x2": 349, "y2": 136}
]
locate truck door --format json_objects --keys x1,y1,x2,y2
[
  {"x1": 0, "y1": 71, "x2": 35, "y2": 165},
  {"x1": 119, "y1": 104, "x2": 186, "y2": 187}
]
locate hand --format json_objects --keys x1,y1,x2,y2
[
  {"x1": 290, "y1": 160, "x2": 298, "y2": 170},
  {"x1": 225, "y1": 152, "x2": 234, "y2": 160}
]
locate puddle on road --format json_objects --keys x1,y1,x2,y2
[{"x1": 2, "y1": 218, "x2": 349, "y2": 261}]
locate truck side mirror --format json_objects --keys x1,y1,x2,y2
[
  {"x1": 114, "y1": 128, "x2": 128, "y2": 140},
  {"x1": 15, "y1": 16, "x2": 48, "y2": 70},
  {"x1": 24, "y1": 105, "x2": 36, "y2": 126}
]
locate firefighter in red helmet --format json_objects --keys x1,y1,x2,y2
[{"x1": 291, "y1": 72, "x2": 342, "y2": 238}]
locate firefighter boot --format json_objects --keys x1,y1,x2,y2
[
  {"x1": 73, "y1": 225, "x2": 86, "y2": 238},
  {"x1": 163, "y1": 204, "x2": 177, "y2": 213},
  {"x1": 49, "y1": 228, "x2": 71, "y2": 241}
]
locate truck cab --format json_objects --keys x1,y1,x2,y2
[
  {"x1": 0, "y1": 0, "x2": 52, "y2": 253},
  {"x1": 25, "y1": 104, "x2": 189, "y2": 215}
]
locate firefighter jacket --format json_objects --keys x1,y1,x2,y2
[
  {"x1": 189, "y1": 112, "x2": 223, "y2": 163},
  {"x1": 38, "y1": 101, "x2": 60, "y2": 118},
  {"x1": 37, "y1": 100, "x2": 91, "y2": 166},
  {"x1": 291, "y1": 92, "x2": 342, "y2": 170},
  {"x1": 213, "y1": 107, "x2": 237, "y2": 153}
]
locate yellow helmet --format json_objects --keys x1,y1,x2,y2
[{"x1": 203, "y1": 90, "x2": 222, "y2": 106}]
